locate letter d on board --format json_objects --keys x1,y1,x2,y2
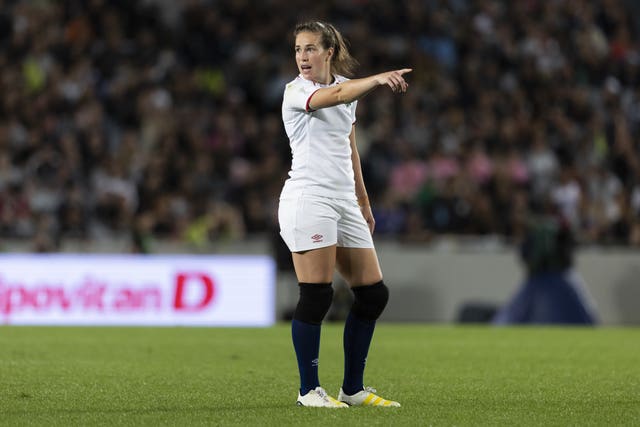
[{"x1": 173, "y1": 273, "x2": 215, "y2": 311}]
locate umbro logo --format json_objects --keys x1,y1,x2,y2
[{"x1": 311, "y1": 234, "x2": 323, "y2": 243}]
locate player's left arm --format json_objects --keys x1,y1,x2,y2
[{"x1": 350, "y1": 125, "x2": 375, "y2": 234}]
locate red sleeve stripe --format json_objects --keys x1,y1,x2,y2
[{"x1": 306, "y1": 89, "x2": 321, "y2": 112}]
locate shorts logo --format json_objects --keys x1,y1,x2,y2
[{"x1": 311, "y1": 234, "x2": 324, "y2": 243}]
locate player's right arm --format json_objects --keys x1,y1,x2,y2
[{"x1": 308, "y1": 69, "x2": 412, "y2": 111}]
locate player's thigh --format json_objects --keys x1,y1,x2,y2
[
  {"x1": 335, "y1": 246, "x2": 383, "y2": 287},
  {"x1": 292, "y1": 245, "x2": 337, "y2": 283}
]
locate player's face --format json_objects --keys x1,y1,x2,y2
[{"x1": 295, "y1": 31, "x2": 332, "y2": 84}]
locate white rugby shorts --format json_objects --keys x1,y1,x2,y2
[{"x1": 278, "y1": 194, "x2": 374, "y2": 252}]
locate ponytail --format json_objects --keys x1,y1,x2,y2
[{"x1": 293, "y1": 21, "x2": 359, "y2": 77}]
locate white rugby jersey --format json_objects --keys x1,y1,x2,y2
[{"x1": 280, "y1": 74, "x2": 358, "y2": 200}]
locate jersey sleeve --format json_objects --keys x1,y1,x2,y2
[
  {"x1": 283, "y1": 80, "x2": 320, "y2": 112},
  {"x1": 351, "y1": 100, "x2": 358, "y2": 124}
]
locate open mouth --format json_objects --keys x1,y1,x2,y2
[{"x1": 300, "y1": 65, "x2": 311, "y2": 72}]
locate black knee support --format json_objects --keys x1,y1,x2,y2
[
  {"x1": 293, "y1": 282, "x2": 333, "y2": 325},
  {"x1": 351, "y1": 280, "x2": 389, "y2": 321}
]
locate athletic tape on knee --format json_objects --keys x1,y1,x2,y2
[
  {"x1": 293, "y1": 282, "x2": 333, "y2": 325},
  {"x1": 351, "y1": 280, "x2": 389, "y2": 321}
]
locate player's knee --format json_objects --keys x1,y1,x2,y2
[
  {"x1": 351, "y1": 280, "x2": 389, "y2": 321},
  {"x1": 293, "y1": 282, "x2": 334, "y2": 325}
]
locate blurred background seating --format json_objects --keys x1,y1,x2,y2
[{"x1": 0, "y1": 0, "x2": 639, "y2": 253}]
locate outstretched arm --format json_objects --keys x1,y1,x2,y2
[{"x1": 308, "y1": 69, "x2": 412, "y2": 111}]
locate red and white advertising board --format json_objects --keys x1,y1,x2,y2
[{"x1": 0, "y1": 254, "x2": 275, "y2": 326}]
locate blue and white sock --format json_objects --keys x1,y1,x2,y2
[{"x1": 292, "y1": 319, "x2": 321, "y2": 395}]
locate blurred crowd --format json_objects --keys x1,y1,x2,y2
[{"x1": 1, "y1": 0, "x2": 639, "y2": 252}]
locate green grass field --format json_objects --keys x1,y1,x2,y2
[{"x1": 1, "y1": 324, "x2": 639, "y2": 426}]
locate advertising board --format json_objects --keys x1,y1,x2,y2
[{"x1": 0, "y1": 254, "x2": 276, "y2": 326}]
